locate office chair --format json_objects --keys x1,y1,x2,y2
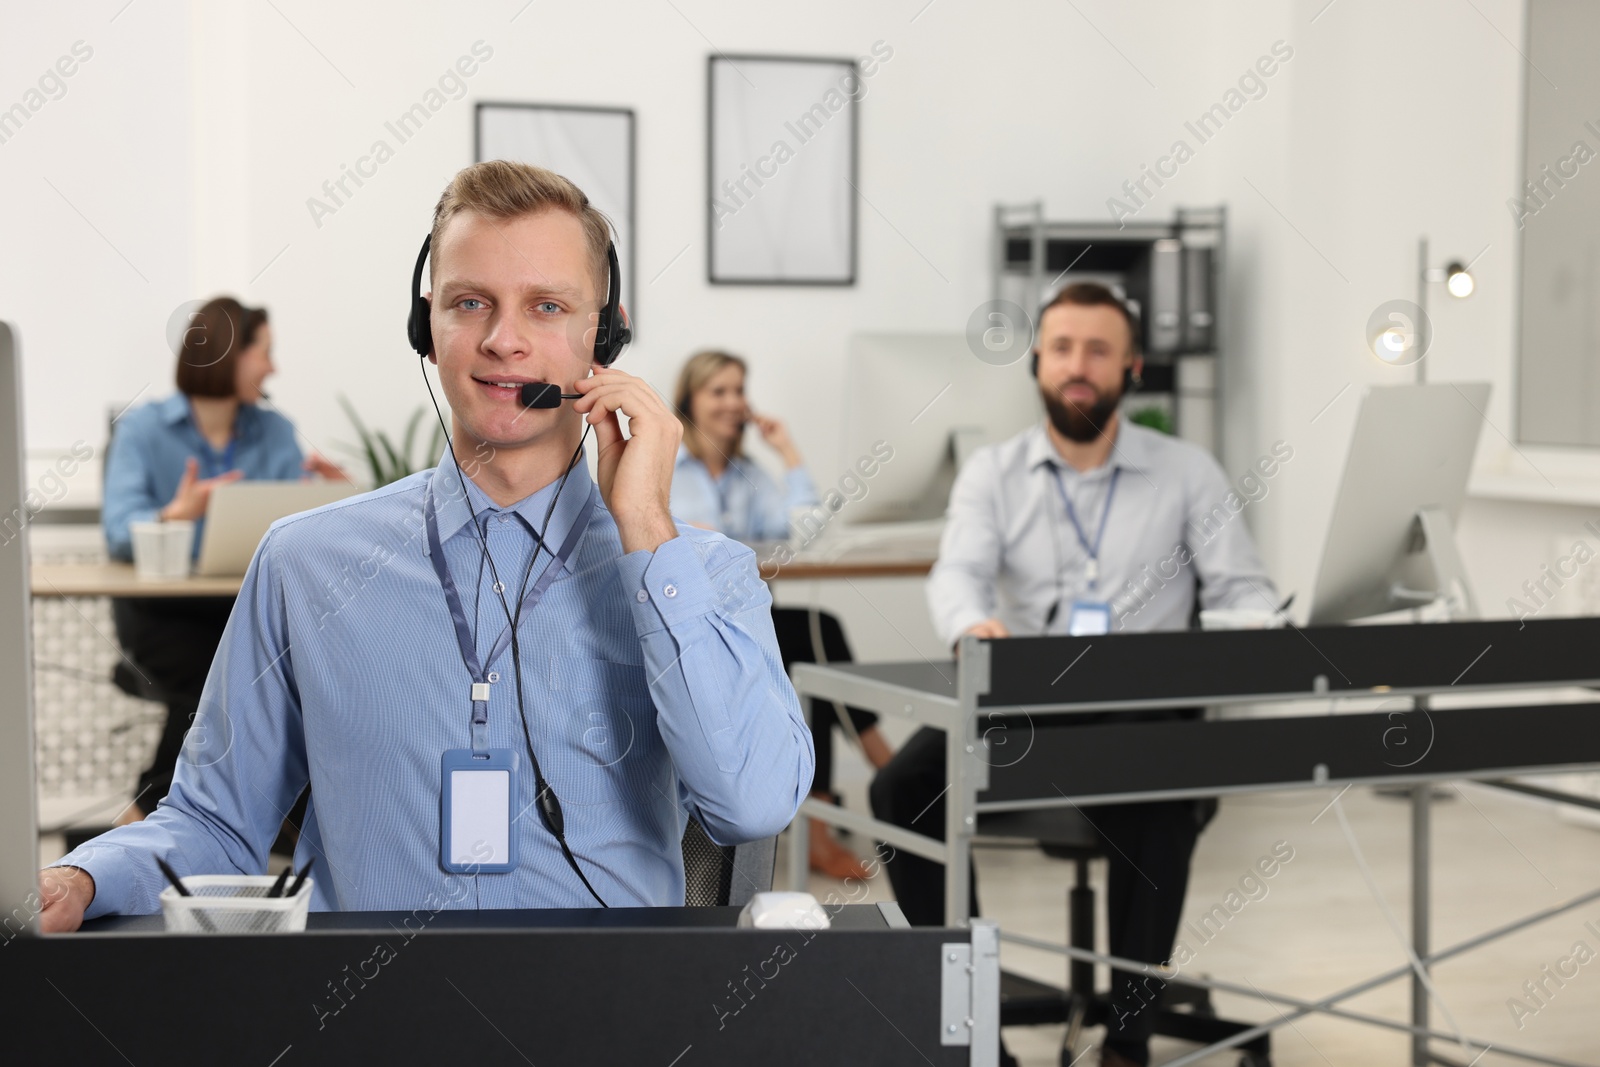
[
  {"x1": 979, "y1": 807, "x2": 1272, "y2": 1067},
  {"x1": 681, "y1": 818, "x2": 777, "y2": 907}
]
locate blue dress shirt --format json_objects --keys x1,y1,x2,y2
[
  {"x1": 671, "y1": 445, "x2": 819, "y2": 543},
  {"x1": 101, "y1": 393, "x2": 305, "y2": 560},
  {"x1": 56, "y1": 450, "x2": 814, "y2": 916}
]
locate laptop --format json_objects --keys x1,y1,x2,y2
[{"x1": 196, "y1": 480, "x2": 360, "y2": 577}]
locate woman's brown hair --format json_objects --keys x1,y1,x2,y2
[{"x1": 174, "y1": 296, "x2": 268, "y2": 398}]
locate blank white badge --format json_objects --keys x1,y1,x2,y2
[{"x1": 449, "y1": 768, "x2": 510, "y2": 866}]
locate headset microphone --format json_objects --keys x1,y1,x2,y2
[{"x1": 520, "y1": 383, "x2": 582, "y2": 409}]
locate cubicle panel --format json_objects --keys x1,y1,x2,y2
[
  {"x1": 978, "y1": 702, "x2": 1600, "y2": 806},
  {"x1": 980, "y1": 617, "x2": 1600, "y2": 710},
  {"x1": 10, "y1": 919, "x2": 981, "y2": 1066}
]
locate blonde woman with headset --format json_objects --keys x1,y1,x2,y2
[{"x1": 670, "y1": 350, "x2": 893, "y2": 881}]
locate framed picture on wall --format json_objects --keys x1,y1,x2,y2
[
  {"x1": 475, "y1": 102, "x2": 636, "y2": 328},
  {"x1": 707, "y1": 55, "x2": 858, "y2": 285}
]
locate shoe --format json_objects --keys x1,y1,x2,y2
[{"x1": 808, "y1": 819, "x2": 871, "y2": 880}]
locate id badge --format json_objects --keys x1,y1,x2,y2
[
  {"x1": 1067, "y1": 600, "x2": 1112, "y2": 636},
  {"x1": 441, "y1": 748, "x2": 517, "y2": 873}
]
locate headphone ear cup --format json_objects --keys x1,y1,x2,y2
[
  {"x1": 592, "y1": 242, "x2": 629, "y2": 366},
  {"x1": 406, "y1": 235, "x2": 433, "y2": 357},
  {"x1": 594, "y1": 318, "x2": 631, "y2": 367},
  {"x1": 408, "y1": 297, "x2": 432, "y2": 357}
]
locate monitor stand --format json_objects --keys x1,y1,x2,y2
[{"x1": 1390, "y1": 505, "x2": 1479, "y2": 619}]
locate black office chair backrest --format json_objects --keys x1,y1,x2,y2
[{"x1": 681, "y1": 818, "x2": 776, "y2": 907}]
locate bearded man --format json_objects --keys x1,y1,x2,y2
[{"x1": 870, "y1": 282, "x2": 1278, "y2": 1067}]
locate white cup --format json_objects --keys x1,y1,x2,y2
[{"x1": 130, "y1": 520, "x2": 194, "y2": 581}]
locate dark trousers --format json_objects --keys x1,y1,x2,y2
[
  {"x1": 111, "y1": 596, "x2": 235, "y2": 807},
  {"x1": 869, "y1": 724, "x2": 1206, "y2": 1065},
  {"x1": 770, "y1": 608, "x2": 877, "y2": 796}
]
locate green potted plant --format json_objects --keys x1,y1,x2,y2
[{"x1": 337, "y1": 397, "x2": 446, "y2": 488}]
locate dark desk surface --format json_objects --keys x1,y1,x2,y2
[{"x1": 82, "y1": 902, "x2": 900, "y2": 934}]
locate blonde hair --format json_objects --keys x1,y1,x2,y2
[
  {"x1": 673, "y1": 350, "x2": 748, "y2": 463},
  {"x1": 430, "y1": 160, "x2": 612, "y2": 299}
]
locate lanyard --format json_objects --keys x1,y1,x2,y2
[
  {"x1": 424, "y1": 479, "x2": 596, "y2": 751},
  {"x1": 1049, "y1": 465, "x2": 1120, "y2": 590}
]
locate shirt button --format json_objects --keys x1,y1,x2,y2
[
  {"x1": 663, "y1": 584, "x2": 678, "y2": 598},
  {"x1": 493, "y1": 581, "x2": 505, "y2": 594},
  {"x1": 498, "y1": 514, "x2": 509, "y2": 524},
  {"x1": 636, "y1": 589, "x2": 649, "y2": 603},
  {"x1": 487, "y1": 671, "x2": 500, "y2": 683}
]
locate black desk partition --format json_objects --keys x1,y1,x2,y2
[
  {"x1": 11, "y1": 908, "x2": 974, "y2": 1066},
  {"x1": 983, "y1": 616, "x2": 1600, "y2": 708}
]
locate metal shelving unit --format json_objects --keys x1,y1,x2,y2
[{"x1": 991, "y1": 202, "x2": 1227, "y2": 460}]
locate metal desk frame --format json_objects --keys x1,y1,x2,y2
[{"x1": 787, "y1": 619, "x2": 1600, "y2": 1067}]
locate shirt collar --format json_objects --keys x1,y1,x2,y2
[
  {"x1": 426, "y1": 446, "x2": 595, "y2": 554},
  {"x1": 163, "y1": 393, "x2": 262, "y2": 442},
  {"x1": 1026, "y1": 418, "x2": 1148, "y2": 475},
  {"x1": 675, "y1": 443, "x2": 747, "y2": 477}
]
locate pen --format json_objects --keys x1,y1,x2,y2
[
  {"x1": 265, "y1": 865, "x2": 293, "y2": 899},
  {"x1": 154, "y1": 854, "x2": 215, "y2": 933},
  {"x1": 284, "y1": 858, "x2": 314, "y2": 901}
]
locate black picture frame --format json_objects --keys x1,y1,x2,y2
[{"x1": 707, "y1": 54, "x2": 858, "y2": 286}]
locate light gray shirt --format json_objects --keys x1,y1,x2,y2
[{"x1": 927, "y1": 420, "x2": 1279, "y2": 646}]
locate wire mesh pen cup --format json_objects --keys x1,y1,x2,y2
[{"x1": 160, "y1": 875, "x2": 314, "y2": 933}]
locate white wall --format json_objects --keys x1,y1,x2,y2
[{"x1": 7, "y1": 0, "x2": 1600, "y2": 657}]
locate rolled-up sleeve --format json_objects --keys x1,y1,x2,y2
[
  {"x1": 51, "y1": 531, "x2": 309, "y2": 917},
  {"x1": 616, "y1": 532, "x2": 813, "y2": 844},
  {"x1": 927, "y1": 450, "x2": 1005, "y2": 647}
]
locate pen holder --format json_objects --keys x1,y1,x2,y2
[{"x1": 160, "y1": 875, "x2": 314, "y2": 934}]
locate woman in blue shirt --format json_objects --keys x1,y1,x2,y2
[
  {"x1": 670, "y1": 350, "x2": 893, "y2": 881},
  {"x1": 669, "y1": 349, "x2": 819, "y2": 541},
  {"x1": 104, "y1": 296, "x2": 341, "y2": 822}
]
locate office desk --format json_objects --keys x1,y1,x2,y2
[
  {"x1": 788, "y1": 618, "x2": 1600, "y2": 1067},
  {"x1": 31, "y1": 561, "x2": 241, "y2": 598},
  {"x1": 29, "y1": 550, "x2": 936, "y2": 595},
  {"x1": 13, "y1": 906, "x2": 999, "y2": 1066},
  {"x1": 748, "y1": 540, "x2": 937, "y2": 581}
]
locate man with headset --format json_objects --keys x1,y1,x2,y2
[
  {"x1": 870, "y1": 283, "x2": 1278, "y2": 1067},
  {"x1": 39, "y1": 161, "x2": 813, "y2": 928}
]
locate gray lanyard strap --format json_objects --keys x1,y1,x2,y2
[{"x1": 424, "y1": 479, "x2": 596, "y2": 750}]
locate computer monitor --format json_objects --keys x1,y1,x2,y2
[
  {"x1": 0, "y1": 322, "x2": 41, "y2": 933},
  {"x1": 1307, "y1": 382, "x2": 1490, "y2": 625},
  {"x1": 838, "y1": 333, "x2": 1042, "y2": 523}
]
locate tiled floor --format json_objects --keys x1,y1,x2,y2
[{"x1": 780, "y1": 780, "x2": 1600, "y2": 1066}]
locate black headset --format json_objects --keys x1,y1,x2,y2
[{"x1": 406, "y1": 233, "x2": 631, "y2": 365}]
